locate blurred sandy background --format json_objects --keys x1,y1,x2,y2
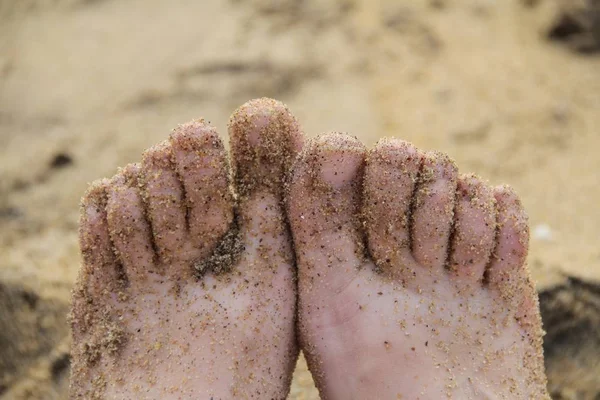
[{"x1": 1, "y1": 0, "x2": 599, "y2": 398}]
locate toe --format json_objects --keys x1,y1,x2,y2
[
  {"x1": 229, "y1": 97, "x2": 303, "y2": 199},
  {"x1": 229, "y1": 98, "x2": 303, "y2": 276},
  {"x1": 106, "y1": 164, "x2": 158, "y2": 283},
  {"x1": 411, "y1": 151, "x2": 458, "y2": 271},
  {"x1": 362, "y1": 138, "x2": 423, "y2": 278},
  {"x1": 169, "y1": 120, "x2": 234, "y2": 256},
  {"x1": 487, "y1": 185, "x2": 538, "y2": 327},
  {"x1": 448, "y1": 174, "x2": 496, "y2": 284},
  {"x1": 78, "y1": 179, "x2": 122, "y2": 297},
  {"x1": 487, "y1": 186, "x2": 528, "y2": 284},
  {"x1": 140, "y1": 140, "x2": 187, "y2": 264},
  {"x1": 287, "y1": 132, "x2": 366, "y2": 293}
]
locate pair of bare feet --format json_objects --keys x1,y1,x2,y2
[{"x1": 70, "y1": 98, "x2": 549, "y2": 399}]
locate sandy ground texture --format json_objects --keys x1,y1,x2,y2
[{"x1": 0, "y1": 0, "x2": 599, "y2": 399}]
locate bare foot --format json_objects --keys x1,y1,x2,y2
[
  {"x1": 287, "y1": 134, "x2": 549, "y2": 399},
  {"x1": 69, "y1": 98, "x2": 302, "y2": 399}
]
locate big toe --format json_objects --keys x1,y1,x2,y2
[
  {"x1": 228, "y1": 98, "x2": 304, "y2": 277},
  {"x1": 229, "y1": 97, "x2": 303, "y2": 199},
  {"x1": 225, "y1": 98, "x2": 303, "y2": 392},
  {"x1": 287, "y1": 132, "x2": 367, "y2": 296}
]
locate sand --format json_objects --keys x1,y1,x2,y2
[{"x1": 0, "y1": 0, "x2": 599, "y2": 398}]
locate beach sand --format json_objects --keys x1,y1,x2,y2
[{"x1": 1, "y1": 0, "x2": 599, "y2": 398}]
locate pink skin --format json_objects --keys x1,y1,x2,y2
[
  {"x1": 71, "y1": 101, "x2": 547, "y2": 399},
  {"x1": 288, "y1": 133, "x2": 548, "y2": 400},
  {"x1": 70, "y1": 98, "x2": 301, "y2": 399}
]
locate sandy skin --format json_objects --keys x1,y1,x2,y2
[
  {"x1": 70, "y1": 98, "x2": 549, "y2": 399},
  {"x1": 70, "y1": 98, "x2": 302, "y2": 399},
  {"x1": 287, "y1": 134, "x2": 549, "y2": 399}
]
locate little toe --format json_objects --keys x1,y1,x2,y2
[
  {"x1": 169, "y1": 120, "x2": 233, "y2": 256},
  {"x1": 448, "y1": 174, "x2": 496, "y2": 284},
  {"x1": 287, "y1": 132, "x2": 366, "y2": 293},
  {"x1": 140, "y1": 140, "x2": 187, "y2": 264},
  {"x1": 411, "y1": 151, "x2": 458, "y2": 271},
  {"x1": 106, "y1": 163, "x2": 158, "y2": 284},
  {"x1": 487, "y1": 185, "x2": 539, "y2": 327},
  {"x1": 78, "y1": 179, "x2": 123, "y2": 298},
  {"x1": 363, "y1": 138, "x2": 423, "y2": 279}
]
